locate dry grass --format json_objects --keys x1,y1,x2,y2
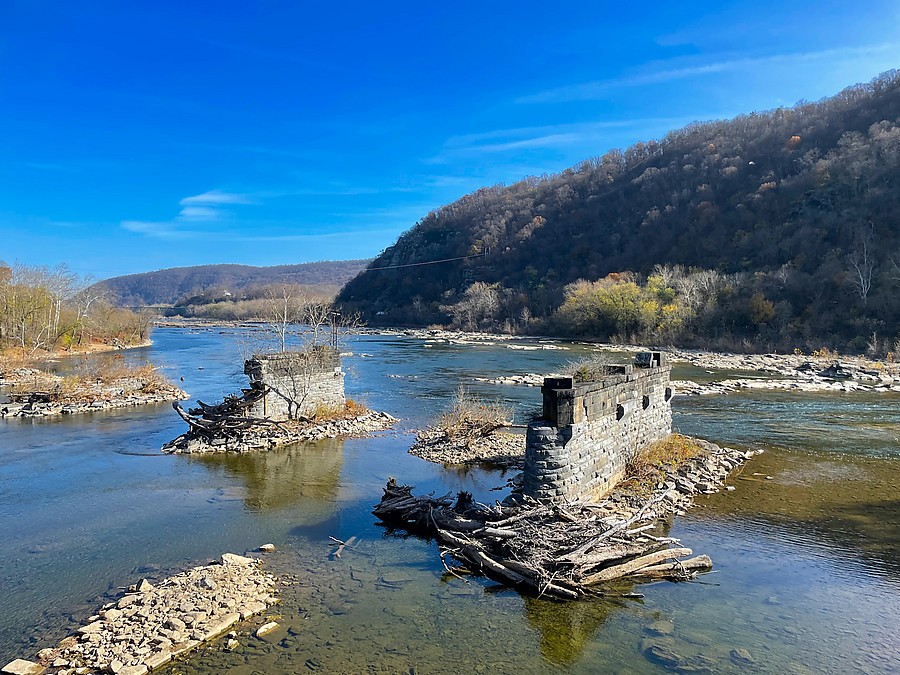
[
  {"x1": 306, "y1": 397, "x2": 371, "y2": 423},
  {"x1": 5, "y1": 355, "x2": 174, "y2": 402},
  {"x1": 621, "y1": 433, "x2": 708, "y2": 496},
  {"x1": 566, "y1": 354, "x2": 613, "y2": 383},
  {"x1": 0, "y1": 352, "x2": 38, "y2": 371},
  {"x1": 433, "y1": 385, "x2": 513, "y2": 440}
]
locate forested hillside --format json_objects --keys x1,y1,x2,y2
[
  {"x1": 95, "y1": 260, "x2": 370, "y2": 306},
  {"x1": 338, "y1": 70, "x2": 900, "y2": 354}
]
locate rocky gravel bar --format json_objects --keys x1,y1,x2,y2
[
  {"x1": 0, "y1": 368, "x2": 188, "y2": 419},
  {"x1": 410, "y1": 429, "x2": 526, "y2": 468},
  {"x1": 162, "y1": 410, "x2": 399, "y2": 454},
  {"x1": 1, "y1": 553, "x2": 277, "y2": 675}
]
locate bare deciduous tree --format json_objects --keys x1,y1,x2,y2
[{"x1": 849, "y1": 227, "x2": 876, "y2": 305}]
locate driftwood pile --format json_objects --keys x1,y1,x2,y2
[
  {"x1": 373, "y1": 480, "x2": 712, "y2": 600},
  {"x1": 171, "y1": 382, "x2": 278, "y2": 437},
  {"x1": 374, "y1": 443, "x2": 761, "y2": 599}
]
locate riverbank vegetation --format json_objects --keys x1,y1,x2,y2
[
  {"x1": 338, "y1": 70, "x2": 900, "y2": 355},
  {"x1": 1, "y1": 354, "x2": 185, "y2": 417},
  {"x1": 166, "y1": 282, "x2": 336, "y2": 321},
  {"x1": 0, "y1": 262, "x2": 152, "y2": 356}
]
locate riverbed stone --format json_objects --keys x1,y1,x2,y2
[
  {"x1": 1, "y1": 660, "x2": 44, "y2": 675},
  {"x1": 118, "y1": 666, "x2": 147, "y2": 675},
  {"x1": 641, "y1": 638, "x2": 683, "y2": 668},
  {"x1": 255, "y1": 621, "x2": 279, "y2": 637},
  {"x1": 731, "y1": 648, "x2": 755, "y2": 664},
  {"x1": 646, "y1": 620, "x2": 675, "y2": 636}
]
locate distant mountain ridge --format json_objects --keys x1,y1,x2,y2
[
  {"x1": 338, "y1": 70, "x2": 900, "y2": 352},
  {"x1": 95, "y1": 260, "x2": 371, "y2": 305}
]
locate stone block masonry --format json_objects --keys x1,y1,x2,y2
[
  {"x1": 244, "y1": 345, "x2": 344, "y2": 421},
  {"x1": 523, "y1": 352, "x2": 672, "y2": 503}
]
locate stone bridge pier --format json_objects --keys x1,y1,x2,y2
[{"x1": 523, "y1": 352, "x2": 672, "y2": 503}]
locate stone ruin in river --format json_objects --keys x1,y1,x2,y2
[
  {"x1": 243, "y1": 345, "x2": 345, "y2": 421},
  {"x1": 164, "y1": 346, "x2": 348, "y2": 452},
  {"x1": 523, "y1": 352, "x2": 673, "y2": 503}
]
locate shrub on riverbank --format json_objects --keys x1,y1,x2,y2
[{"x1": 434, "y1": 385, "x2": 513, "y2": 440}]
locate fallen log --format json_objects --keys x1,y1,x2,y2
[
  {"x1": 578, "y1": 547, "x2": 693, "y2": 585},
  {"x1": 632, "y1": 555, "x2": 713, "y2": 578}
]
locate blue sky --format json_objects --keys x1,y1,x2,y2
[{"x1": 2, "y1": 0, "x2": 899, "y2": 279}]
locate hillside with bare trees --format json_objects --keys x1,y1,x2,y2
[{"x1": 338, "y1": 71, "x2": 900, "y2": 355}]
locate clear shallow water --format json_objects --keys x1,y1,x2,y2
[{"x1": 1, "y1": 328, "x2": 899, "y2": 673}]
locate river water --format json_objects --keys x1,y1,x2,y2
[{"x1": 1, "y1": 327, "x2": 898, "y2": 674}]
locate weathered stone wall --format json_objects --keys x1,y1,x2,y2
[
  {"x1": 523, "y1": 352, "x2": 672, "y2": 503},
  {"x1": 244, "y1": 346, "x2": 344, "y2": 421}
]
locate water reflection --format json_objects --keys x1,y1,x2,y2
[
  {"x1": 694, "y1": 448, "x2": 900, "y2": 579},
  {"x1": 191, "y1": 438, "x2": 344, "y2": 517},
  {"x1": 522, "y1": 593, "x2": 634, "y2": 667}
]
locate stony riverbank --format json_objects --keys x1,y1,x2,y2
[
  {"x1": 0, "y1": 368, "x2": 188, "y2": 418},
  {"x1": 1, "y1": 552, "x2": 277, "y2": 675},
  {"x1": 162, "y1": 410, "x2": 399, "y2": 453},
  {"x1": 409, "y1": 429, "x2": 526, "y2": 468},
  {"x1": 593, "y1": 441, "x2": 764, "y2": 518},
  {"x1": 473, "y1": 358, "x2": 900, "y2": 395},
  {"x1": 669, "y1": 352, "x2": 900, "y2": 395}
]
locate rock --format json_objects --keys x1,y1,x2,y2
[
  {"x1": 1, "y1": 660, "x2": 44, "y2": 675},
  {"x1": 646, "y1": 620, "x2": 674, "y2": 636},
  {"x1": 142, "y1": 651, "x2": 171, "y2": 670},
  {"x1": 258, "y1": 544, "x2": 275, "y2": 552},
  {"x1": 675, "y1": 477, "x2": 695, "y2": 494},
  {"x1": 117, "y1": 595, "x2": 139, "y2": 609},
  {"x1": 135, "y1": 579, "x2": 153, "y2": 593},
  {"x1": 731, "y1": 648, "x2": 755, "y2": 664},
  {"x1": 77, "y1": 621, "x2": 105, "y2": 635},
  {"x1": 107, "y1": 659, "x2": 124, "y2": 673},
  {"x1": 238, "y1": 600, "x2": 267, "y2": 620},
  {"x1": 641, "y1": 638, "x2": 683, "y2": 668},
  {"x1": 102, "y1": 607, "x2": 123, "y2": 621},
  {"x1": 255, "y1": 621, "x2": 279, "y2": 637},
  {"x1": 165, "y1": 617, "x2": 186, "y2": 632},
  {"x1": 221, "y1": 553, "x2": 256, "y2": 566},
  {"x1": 119, "y1": 666, "x2": 148, "y2": 675},
  {"x1": 225, "y1": 638, "x2": 239, "y2": 650},
  {"x1": 199, "y1": 576, "x2": 217, "y2": 590},
  {"x1": 200, "y1": 613, "x2": 240, "y2": 641}
]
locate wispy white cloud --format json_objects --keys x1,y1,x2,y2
[
  {"x1": 520, "y1": 42, "x2": 900, "y2": 103},
  {"x1": 428, "y1": 118, "x2": 688, "y2": 163},
  {"x1": 123, "y1": 188, "x2": 251, "y2": 238},
  {"x1": 179, "y1": 190, "x2": 250, "y2": 206},
  {"x1": 177, "y1": 205, "x2": 220, "y2": 221},
  {"x1": 121, "y1": 220, "x2": 188, "y2": 238}
]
